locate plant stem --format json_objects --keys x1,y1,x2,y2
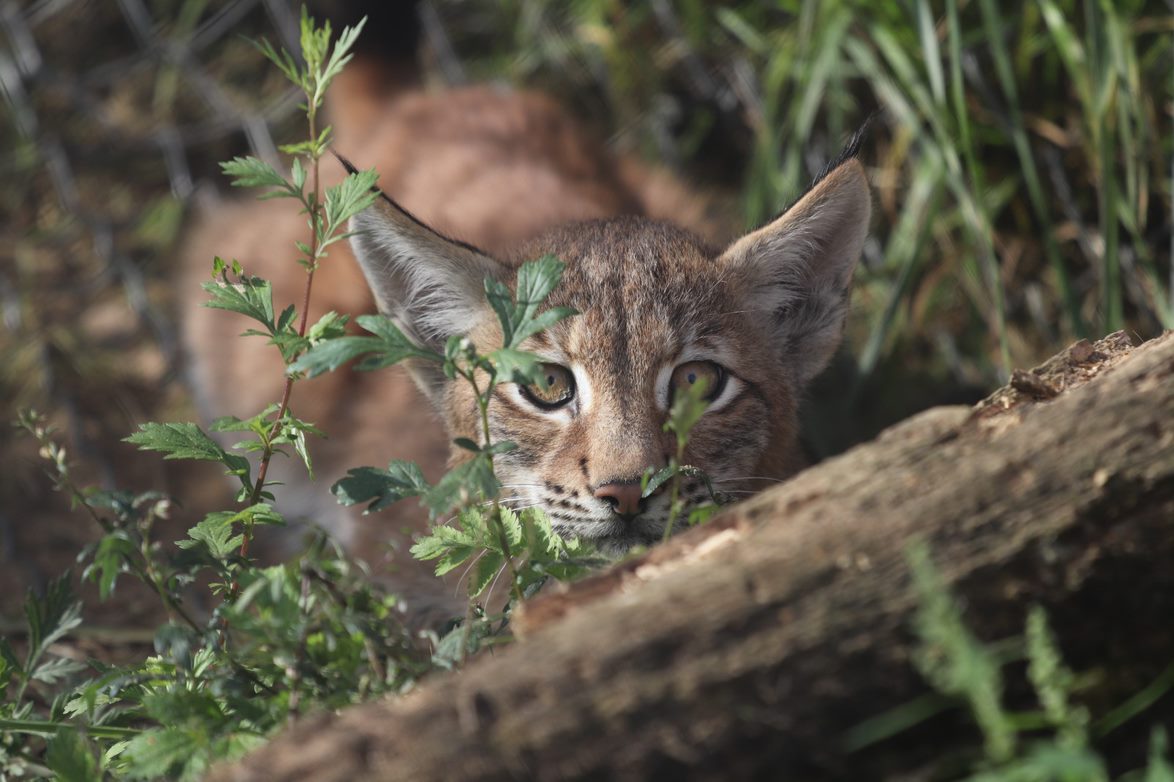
[
  {"x1": 662, "y1": 440, "x2": 687, "y2": 544},
  {"x1": 468, "y1": 369, "x2": 524, "y2": 604},
  {"x1": 236, "y1": 99, "x2": 322, "y2": 569},
  {"x1": 0, "y1": 718, "x2": 141, "y2": 740}
]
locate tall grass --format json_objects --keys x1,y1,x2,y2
[{"x1": 432, "y1": 0, "x2": 1172, "y2": 386}]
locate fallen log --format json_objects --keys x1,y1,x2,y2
[{"x1": 211, "y1": 330, "x2": 1174, "y2": 781}]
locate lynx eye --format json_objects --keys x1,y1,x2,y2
[
  {"x1": 520, "y1": 363, "x2": 576, "y2": 410},
  {"x1": 669, "y1": 360, "x2": 727, "y2": 404}
]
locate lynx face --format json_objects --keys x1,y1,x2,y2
[{"x1": 349, "y1": 157, "x2": 870, "y2": 552}]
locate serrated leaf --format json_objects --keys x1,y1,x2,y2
[
  {"x1": 270, "y1": 330, "x2": 312, "y2": 362},
  {"x1": 31, "y1": 656, "x2": 86, "y2": 684},
  {"x1": 289, "y1": 314, "x2": 439, "y2": 378},
  {"x1": 520, "y1": 507, "x2": 561, "y2": 560},
  {"x1": 24, "y1": 576, "x2": 82, "y2": 664},
  {"x1": 332, "y1": 461, "x2": 430, "y2": 513},
  {"x1": 201, "y1": 277, "x2": 276, "y2": 332},
  {"x1": 210, "y1": 404, "x2": 280, "y2": 434},
  {"x1": 120, "y1": 727, "x2": 202, "y2": 780},
  {"x1": 353, "y1": 314, "x2": 442, "y2": 368},
  {"x1": 288, "y1": 335, "x2": 383, "y2": 377},
  {"x1": 498, "y1": 506, "x2": 523, "y2": 550},
  {"x1": 323, "y1": 167, "x2": 379, "y2": 232},
  {"x1": 252, "y1": 36, "x2": 300, "y2": 85},
  {"x1": 46, "y1": 727, "x2": 101, "y2": 782},
  {"x1": 220, "y1": 156, "x2": 290, "y2": 192},
  {"x1": 177, "y1": 512, "x2": 244, "y2": 560},
  {"x1": 484, "y1": 256, "x2": 574, "y2": 350},
  {"x1": 468, "y1": 551, "x2": 506, "y2": 597},
  {"x1": 125, "y1": 422, "x2": 251, "y2": 491}
]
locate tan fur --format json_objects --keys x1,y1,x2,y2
[{"x1": 181, "y1": 63, "x2": 869, "y2": 606}]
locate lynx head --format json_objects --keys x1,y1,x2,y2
[{"x1": 347, "y1": 153, "x2": 870, "y2": 553}]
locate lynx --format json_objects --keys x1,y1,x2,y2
[{"x1": 182, "y1": 62, "x2": 870, "y2": 597}]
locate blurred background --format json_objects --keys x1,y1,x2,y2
[{"x1": 0, "y1": 0, "x2": 1170, "y2": 614}]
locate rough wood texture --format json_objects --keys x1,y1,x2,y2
[{"x1": 211, "y1": 331, "x2": 1174, "y2": 781}]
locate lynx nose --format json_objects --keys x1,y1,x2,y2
[{"x1": 593, "y1": 481, "x2": 644, "y2": 520}]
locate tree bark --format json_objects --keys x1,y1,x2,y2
[{"x1": 211, "y1": 331, "x2": 1174, "y2": 782}]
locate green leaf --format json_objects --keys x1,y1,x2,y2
[
  {"x1": 306, "y1": 310, "x2": 349, "y2": 343},
  {"x1": 46, "y1": 727, "x2": 101, "y2": 782},
  {"x1": 178, "y1": 513, "x2": 244, "y2": 561},
  {"x1": 252, "y1": 36, "x2": 300, "y2": 86},
  {"x1": 24, "y1": 575, "x2": 82, "y2": 665},
  {"x1": 290, "y1": 156, "x2": 306, "y2": 192},
  {"x1": 288, "y1": 335, "x2": 383, "y2": 377},
  {"x1": 514, "y1": 255, "x2": 566, "y2": 320},
  {"x1": 513, "y1": 306, "x2": 577, "y2": 346},
  {"x1": 332, "y1": 461, "x2": 430, "y2": 513},
  {"x1": 323, "y1": 168, "x2": 379, "y2": 233},
  {"x1": 354, "y1": 314, "x2": 442, "y2": 368},
  {"x1": 452, "y1": 437, "x2": 481, "y2": 453},
  {"x1": 1026, "y1": 606, "x2": 1088, "y2": 747},
  {"x1": 410, "y1": 523, "x2": 478, "y2": 573},
  {"x1": 178, "y1": 504, "x2": 281, "y2": 560},
  {"x1": 289, "y1": 314, "x2": 439, "y2": 378},
  {"x1": 125, "y1": 422, "x2": 252, "y2": 491},
  {"x1": 664, "y1": 371, "x2": 712, "y2": 448},
  {"x1": 908, "y1": 543, "x2": 1015, "y2": 763},
  {"x1": 321, "y1": 17, "x2": 367, "y2": 88},
  {"x1": 210, "y1": 404, "x2": 280, "y2": 434},
  {"x1": 201, "y1": 276, "x2": 276, "y2": 333},
  {"x1": 120, "y1": 727, "x2": 203, "y2": 780},
  {"x1": 485, "y1": 256, "x2": 574, "y2": 348},
  {"x1": 468, "y1": 550, "x2": 506, "y2": 598},
  {"x1": 488, "y1": 348, "x2": 544, "y2": 385},
  {"x1": 641, "y1": 465, "x2": 676, "y2": 498},
  {"x1": 219, "y1": 156, "x2": 291, "y2": 193},
  {"x1": 31, "y1": 656, "x2": 86, "y2": 684},
  {"x1": 424, "y1": 453, "x2": 499, "y2": 518},
  {"x1": 83, "y1": 530, "x2": 137, "y2": 596}
]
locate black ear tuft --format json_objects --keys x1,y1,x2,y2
[
  {"x1": 810, "y1": 112, "x2": 877, "y2": 190},
  {"x1": 332, "y1": 150, "x2": 360, "y2": 177}
]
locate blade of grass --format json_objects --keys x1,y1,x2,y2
[
  {"x1": 977, "y1": 0, "x2": 1087, "y2": 338},
  {"x1": 859, "y1": 152, "x2": 945, "y2": 376},
  {"x1": 945, "y1": 0, "x2": 1010, "y2": 376}
]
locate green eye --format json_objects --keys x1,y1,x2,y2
[
  {"x1": 520, "y1": 363, "x2": 576, "y2": 409},
  {"x1": 669, "y1": 361, "x2": 727, "y2": 403}
]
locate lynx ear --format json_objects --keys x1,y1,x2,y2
[
  {"x1": 346, "y1": 175, "x2": 510, "y2": 403},
  {"x1": 719, "y1": 157, "x2": 871, "y2": 385},
  {"x1": 350, "y1": 196, "x2": 507, "y2": 350}
]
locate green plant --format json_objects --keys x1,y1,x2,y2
[
  {"x1": 639, "y1": 375, "x2": 723, "y2": 543},
  {"x1": 0, "y1": 11, "x2": 424, "y2": 778},
  {"x1": 1, "y1": 8, "x2": 728, "y2": 775},
  {"x1": 845, "y1": 542, "x2": 1174, "y2": 781}
]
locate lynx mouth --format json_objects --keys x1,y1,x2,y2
[{"x1": 543, "y1": 510, "x2": 671, "y2": 555}]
